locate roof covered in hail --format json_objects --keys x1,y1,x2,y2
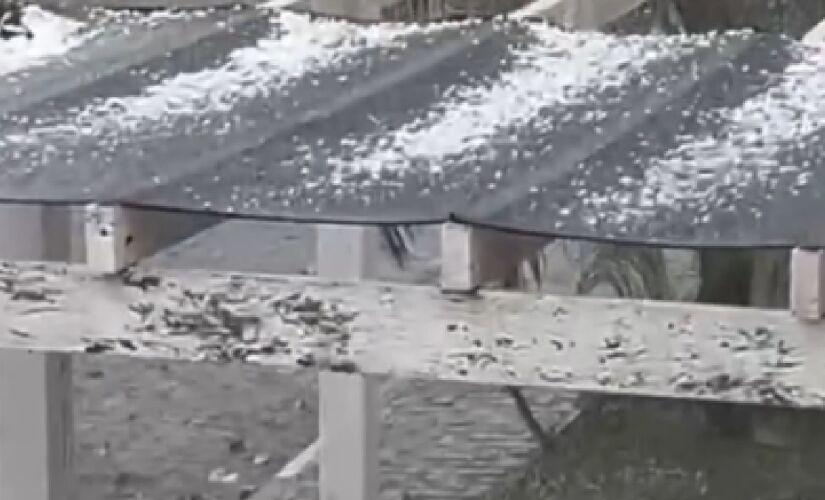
[{"x1": 0, "y1": 5, "x2": 821, "y2": 248}]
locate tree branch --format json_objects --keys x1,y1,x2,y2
[{"x1": 505, "y1": 386, "x2": 552, "y2": 452}]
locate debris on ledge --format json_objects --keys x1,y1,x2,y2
[{"x1": 0, "y1": 261, "x2": 824, "y2": 409}]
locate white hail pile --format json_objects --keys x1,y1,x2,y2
[
  {"x1": 327, "y1": 24, "x2": 704, "y2": 180},
  {"x1": 20, "y1": 11, "x2": 463, "y2": 140},
  {"x1": 634, "y1": 43, "x2": 825, "y2": 215},
  {"x1": 0, "y1": 6, "x2": 89, "y2": 76}
]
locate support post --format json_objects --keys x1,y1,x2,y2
[
  {"x1": 790, "y1": 247, "x2": 825, "y2": 321},
  {"x1": 440, "y1": 223, "x2": 478, "y2": 292},
  {"x1": 440, "y1": 223, "x2": 549, "y2": 293},
  {"x1": 315, "y1": 226, "x2": 381, "y2": 500},
  {"x1": 318, "y1": 371, "x2": 380, "y2": 500},
  {"x1": 84, "y1": 204, "x2": 220, "y2": 274},
  {"x1": 316, "y1": 225, "x2": 372, "y2": 282},
  {"x1": 0, "y1": 350, "x2": 74, "y2": 500}
]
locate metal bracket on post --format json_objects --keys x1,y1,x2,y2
[
  {"x1": 790, "y1": 247, "x2": 825, "y2": 321},
  {"x1": 318, "y1": 371, "x2": 380, "y2": 500},
  {"x1": 0, "y1": 350, "x2": 74, "y2": 500}
]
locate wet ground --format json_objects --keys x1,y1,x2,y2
[
  {"x1": 497, "y1": 397, "x2": 825, "y2": 500},
  {"x1": 74, "y1": 353, "x2": 825, "y2": 500},
  {"x1": 75, "y1": 356, "x2": 319, "y2": 500}
]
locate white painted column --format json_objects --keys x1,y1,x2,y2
[
  {"x1": 0, "y1": 205, "x2": 75, "y2": 500},
  {"x1": 84, "y1": 205, "x2": 130, "y2": 274},
  {"x1": 318, "y1": 371, "x2": 380, "y2": 500},
  {"x1": 315, "y1": 225, "x2": 381, "y2": 500},
  {"x1": 0, "y1": 350, "x2": 74, "y2": 500},
  {"x1": 440, "y1": 223, "x2": 481, "y2": 292},
  {"x1": 84, "y1": 204, "x2": 220, "y2": 273},
  {"x1": 790, "y1": 247, "x2": 825, "y2": 321},
  {"x1": 440, "y1": 223, "x2": 549, "y2": 293}
]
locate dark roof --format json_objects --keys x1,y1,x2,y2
[{"x1": 1, "y1": 8, "x2": 820, "y2": 248}]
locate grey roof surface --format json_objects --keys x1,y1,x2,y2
[{"x1": 1, "y1": 7, "x2": 821, "y2": 248}]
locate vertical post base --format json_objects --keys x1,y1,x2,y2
[
  {"x1": 0, "y1": 350, "x2": 74, "y2": 500},
  {"x1": 319, "y1": 372, "x2": 380, "y2": 500}
]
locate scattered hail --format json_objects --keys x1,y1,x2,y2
[
  {"x1": 324, "y1": 24, "x2": 708, "y2": 181},
  {"x1": 11, "y1": 11, "x2": 468, "y2": 141}
]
